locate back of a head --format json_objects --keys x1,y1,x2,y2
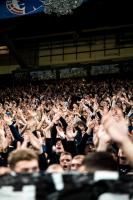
[
  {"x1": 82, "y1": 152, "x2": 118, "y2": 173},
  {"x1": 46, "y1": 164, "x2": 64, "y2": 173}
]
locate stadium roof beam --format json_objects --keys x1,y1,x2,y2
[{"x1": 3, "y1": 34, "x2": 29, "y2": 69}]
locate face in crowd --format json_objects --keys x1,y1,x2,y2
[
  {"x1": 8, "y1": 148, "x2": 39, "y2": 173},
  {"x1": 60, "y1": 152, "x2": 72, "y2": 171},
  {"x1": 71, "y1": 155, "x2": 85, "y2": 171},
  {"x1": 13, "y1": 159, "x2": 39, "y2": 173},
  {"x1": 55, "y1": 140, "x2": 65, "y2": 154}
]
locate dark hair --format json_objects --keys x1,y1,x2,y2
[
  {"x1": 76, "y1": 120, "x2": 86, "y2": 128},
  {"x1": 82, "y1": 152, "x2": 118, "y2": 172}
]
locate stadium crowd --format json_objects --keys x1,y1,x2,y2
[{"x1": 0, "y1": 77, "x2": 132, "y2": 175}]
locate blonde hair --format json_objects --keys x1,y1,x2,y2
[
  {"x1": 46, "y1": 164, "x2": 63, "y2": 173},
  {"x1": 72, "y1": 155, "x2": 85, "y2": 161},
  {"x1": 8, "y1": 148, "x2": 38, "y2": 169}
]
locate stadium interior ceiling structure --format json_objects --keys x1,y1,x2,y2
[{"x1": 0, "y1": 0, "x2": 133, "y2": 70}]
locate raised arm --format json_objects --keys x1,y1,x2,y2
[{"x1": 103, "y1": 108, "x2": 133, "y2": 166}]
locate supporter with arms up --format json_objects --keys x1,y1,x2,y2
[{"x1": 103, "y1": 108, "x2": 133, "y2": 168}]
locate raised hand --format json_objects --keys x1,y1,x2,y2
[
  {"x1": 0, "y1": 122, "x2": 12, "y2": 151},
  {"x1": 27, "y1": 130, "x2": 43, "y2": 153},
  {"x1": 17, "y1": 132, "x2": 29, "y2": 149},
  {"x1": 102, "y1": 108, "x2": 128, "y2": 144},
  {"x1": 56, "y1": 125, "x2": 65, "y2": 139},
  {"x1": 96, "y1": 125, "x2": 111, "y2": 152},
  {"x1": 102, "y1": 108, "x2": 133, "y2": 166},
  {"x1": 3, "y1": 114, "x2": 12, "y2": 125},
  {"x1": 52, "y1": 112, "x2": 61, "y2": 124},
  {"x1": 66, "y1": 124, "x2": 76, "y2": 141}
]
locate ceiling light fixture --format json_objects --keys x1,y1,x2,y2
[{"x1": 0, "y1": 46, "x2": 9, "y2": 55}]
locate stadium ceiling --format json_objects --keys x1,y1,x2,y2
[
  {"x1": 0, "y1": 0, "x2": 133, "y2": 69},
  {"x1": 0, "y1": 0, "x2": 133, "y2": 43}
]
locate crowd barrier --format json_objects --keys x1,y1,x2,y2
[{"x1": 0, "y1": 172, "x2": 133, "y2": 200}]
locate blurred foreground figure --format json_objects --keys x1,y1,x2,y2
[
  {"x1": 8, "y1": 148, "x2": 39, "y2": 173},
  {"x1": 79, "y1": 152, "x2": 118, "y2": 173}
]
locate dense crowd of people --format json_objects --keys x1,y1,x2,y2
[{"x1": 0, "y1": 77, "x2": 132, "y2": 175}]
